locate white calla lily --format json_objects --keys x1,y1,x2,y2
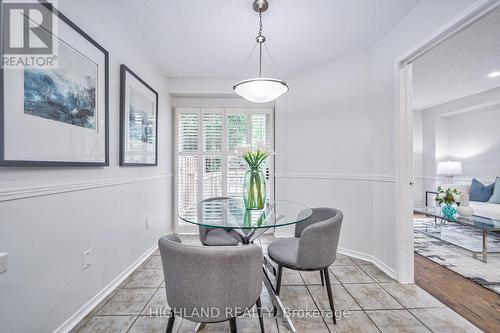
[{"x1": 236, "y1": 142, "x2": 274, "y2": 169}]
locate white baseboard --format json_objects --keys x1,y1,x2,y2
[
  {"x1": 371, "y1": 257, "x2": 398, "y2": 280},
  {"x1": 270, "y1": 234, "x2": 398, "y2": 280},
  {"x1": 338, "y1": 247, "x2": 397, "y2": 280},
  {"x1": 272, "y1": 235, "x2": 397, "y2": 280},
  {"x1": 53, "y1": 244, "x2": 158, "y2": 333}
]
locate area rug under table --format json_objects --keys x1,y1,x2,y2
[{"x1": 414, "y1": 217, "x2": 500, "y2": 294}]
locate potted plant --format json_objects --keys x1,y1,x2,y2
[
  {"x1": 435, "y1": 186, "x2": 461, "y2": 219},
  {"x1": 236, "y1": 142, "x2": 273, "y2": 210}
]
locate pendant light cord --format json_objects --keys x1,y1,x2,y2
[
  {"x1": 259, "y1": 43, "x2": 263, "y2": 77},
  {"x1": 240, "y1": 42, "x2": 258, "y2": 77},
  {"x1": 264, "y1": 43, "x2": 281, "y2": 76},
  {"x1": 258, "y1": 10, "x2": 263, "y2": 38},
  {"x1": 258, "y1": 10, "x2": 263, "y2": 77},
  {"x1": 239, "y1": 3, "x2": 282, "y2": 80}
]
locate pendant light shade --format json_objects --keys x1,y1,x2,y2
[
  {"x1": 233, "y1": 78, "x2": 289, "y2": 103},
  {"x1": 234, "y1": 0, "x2": 288, "y2": 103}
]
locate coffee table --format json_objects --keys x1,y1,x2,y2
[{"x1": 414, "y1": 206, "x2": 500, "y2": 263}]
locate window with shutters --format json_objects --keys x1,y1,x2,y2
[{"x1": 175, "y1": 107, "x2": 274, "y2": 228}]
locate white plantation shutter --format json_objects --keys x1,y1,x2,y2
[
  {"x1": 227, "y1": 156, "x2": 247, "y2": 197},
  {"x1": 251, "y1": 113, "x2": 271, "y2": 145},
  {"x1": 203, "y1": 156, "x2": 223, "y2": 199},
  {"x1": 178, "y1": 156, "x2": 198, "y2": 220},
  {"x1": 178, "y1": 112, "x2": 198, "y2": 152},
  {"x1": 227, "y1": 114, "x2": 247, "y2": 152},
  {"x1": 251, "y1": 113, "x2": 272, "y2": 199},
  {"x1": 175, "y1": 107, "x2": 274, "y2": 229},
  {"x1": 203, "y1": 113, "x2": 222, "y2": 152}
]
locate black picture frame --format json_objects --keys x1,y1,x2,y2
[
  {"x1": 0, "y1": 2, "x2": 109, "y2": 167},
  {"x1": 119, "y1": 64, "x2": 159, "y2": 166}
]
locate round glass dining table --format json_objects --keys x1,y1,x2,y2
[
  {"x1": 179, "y1": 197, "x2": 311, "y2": 332},
  {"x1": 179, "y1": 197, "x2": 313, "y2": 243}
]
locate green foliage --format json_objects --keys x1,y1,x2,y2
[
  {"x1": 435, "y1": 186, "x2": 461, "y2": 206},
  {"x1": 241, "y1": 150, "x2": 269, "y2": 169}
]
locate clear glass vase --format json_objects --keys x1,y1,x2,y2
[{"x1": 243, "y1": 167, "x2": 266, "y2": 210}]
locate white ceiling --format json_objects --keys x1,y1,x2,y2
[
  {"x1": 106, "y1": 0, "x2": 421, "y2": 78},
  {"x1": 413, "y1": 6, "x2": 500, "y2": 110}
]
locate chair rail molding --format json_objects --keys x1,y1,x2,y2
[
  {"x1": 0, "y1": 174, "x2": 173, "y2": 202},
  {"x1": 275, "y1": 172, "x2": 395, "y2": 183},
  {"x1": 417, "y1": 175, "x2": 495, "y2": 184}
]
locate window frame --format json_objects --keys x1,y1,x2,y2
[{"x1": 174, "y1": 106, "x2": 275, "y2": 232}]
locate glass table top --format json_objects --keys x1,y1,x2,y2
[
  {"x1": 179, "y1": 197, "x2": 313, "y2": 230},
  {"x1": 414, "y1": 206, "x2": 500, "y2": 230}
]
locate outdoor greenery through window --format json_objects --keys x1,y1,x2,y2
[{"x1": 175, "y1": 107, "x2": 274, "y2": 226}]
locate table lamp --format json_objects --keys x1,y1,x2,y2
[{"x1": 437, "y1": 161, "x2": 463, "y2": 183}]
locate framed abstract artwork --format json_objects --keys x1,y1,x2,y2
[
  {"x1": 0, "y1": 3, "x2": 109, "y2": 166},
  {"x1": 119, "y1": 65, "x2": 158, "y2": 166}
]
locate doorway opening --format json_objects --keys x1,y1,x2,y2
[{"x1": 397, "y1": 1, "x2": 500, "y2": 331}]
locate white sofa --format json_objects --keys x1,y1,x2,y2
[{"x1": 442, "y1": 183, "x2": 500, "y2": 220}]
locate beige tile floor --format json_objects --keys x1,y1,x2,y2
[{"x1": 72, "y1": 235, "x2": 481, "y2": 333}]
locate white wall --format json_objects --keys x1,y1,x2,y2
[
  {"x1": 0, "y1": 1, "x2": 173, "y2": 332},
  {"x1": 274, "y1": 51, "x2": 378, "y2": 261},
  {"x1": 445, "y1": 106, "x2": 500, "y2": 179},
  {"x1": 413, "y1": 89, "x2": 500, "y2": 205},
  {"x1": 413, "y1": 110, "x2": 424, "y2": 206},
  {"x1": 168, "y1": 78, "x2": 237, "y2": 98}
]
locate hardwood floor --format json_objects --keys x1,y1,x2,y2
[{"x1": 415, "y1": 253, "x2": 500, "y2": 333}]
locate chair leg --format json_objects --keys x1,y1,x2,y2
[
  {"x1": 273, "y1": 265, "x2": 283, "y2": 316},
  {"x1": 166, "y1": 310, "x2": 175, "y2": 333},
  {"x1": 256, "y1": 297, "x2": 265, "y2": 333},
  {"x1": 275, "y1": 265, "x2": 283, "y2": 295},
  {"x1": 320, "y1": 270, "x2": 325, "y2": 286},
  {"x1": 229, "y1": 318, "x2": 238, "y2": 333},
  {"x1": 323, "y1": 268, "x2": 337, "y2": 325}
]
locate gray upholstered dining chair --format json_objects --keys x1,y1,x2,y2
[
  {"x1": 267, "y1": 207, "x2": 343, "y2": 324},
  {"x1": 158, "y1": 234, "x2": 265, "y2": 333},
  {"x1": 198, "y1": 197, "x2": 243, "y2": 246}
]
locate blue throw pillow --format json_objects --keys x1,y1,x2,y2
[
  {"x1": 488, "y1": 177, "x2": 500, "y2": 204},
  {"x1": 469, "y1": 178, "x2": 495, "y2": 202}
]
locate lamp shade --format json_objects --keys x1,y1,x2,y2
[
  {"x1": 233, "y1": 78, "x2": 289, "y2": 103},
  {"x1": 437, "y1": 161, "x2": 463, "y2": 175}
]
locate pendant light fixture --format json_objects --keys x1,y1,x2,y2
[{"x1": 233, "y1": 0, "x2": 289, "y2": 103}]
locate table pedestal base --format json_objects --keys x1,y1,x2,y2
[
  {"x1": 194, "y1": 322, "x2": 205, "y2": 332},
  {"x1": 262, "y1": 255, "x2": 296, "y2": 332},
  {"x1": 231, "y1": 229, "x2": 296, "y2": 332}
]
